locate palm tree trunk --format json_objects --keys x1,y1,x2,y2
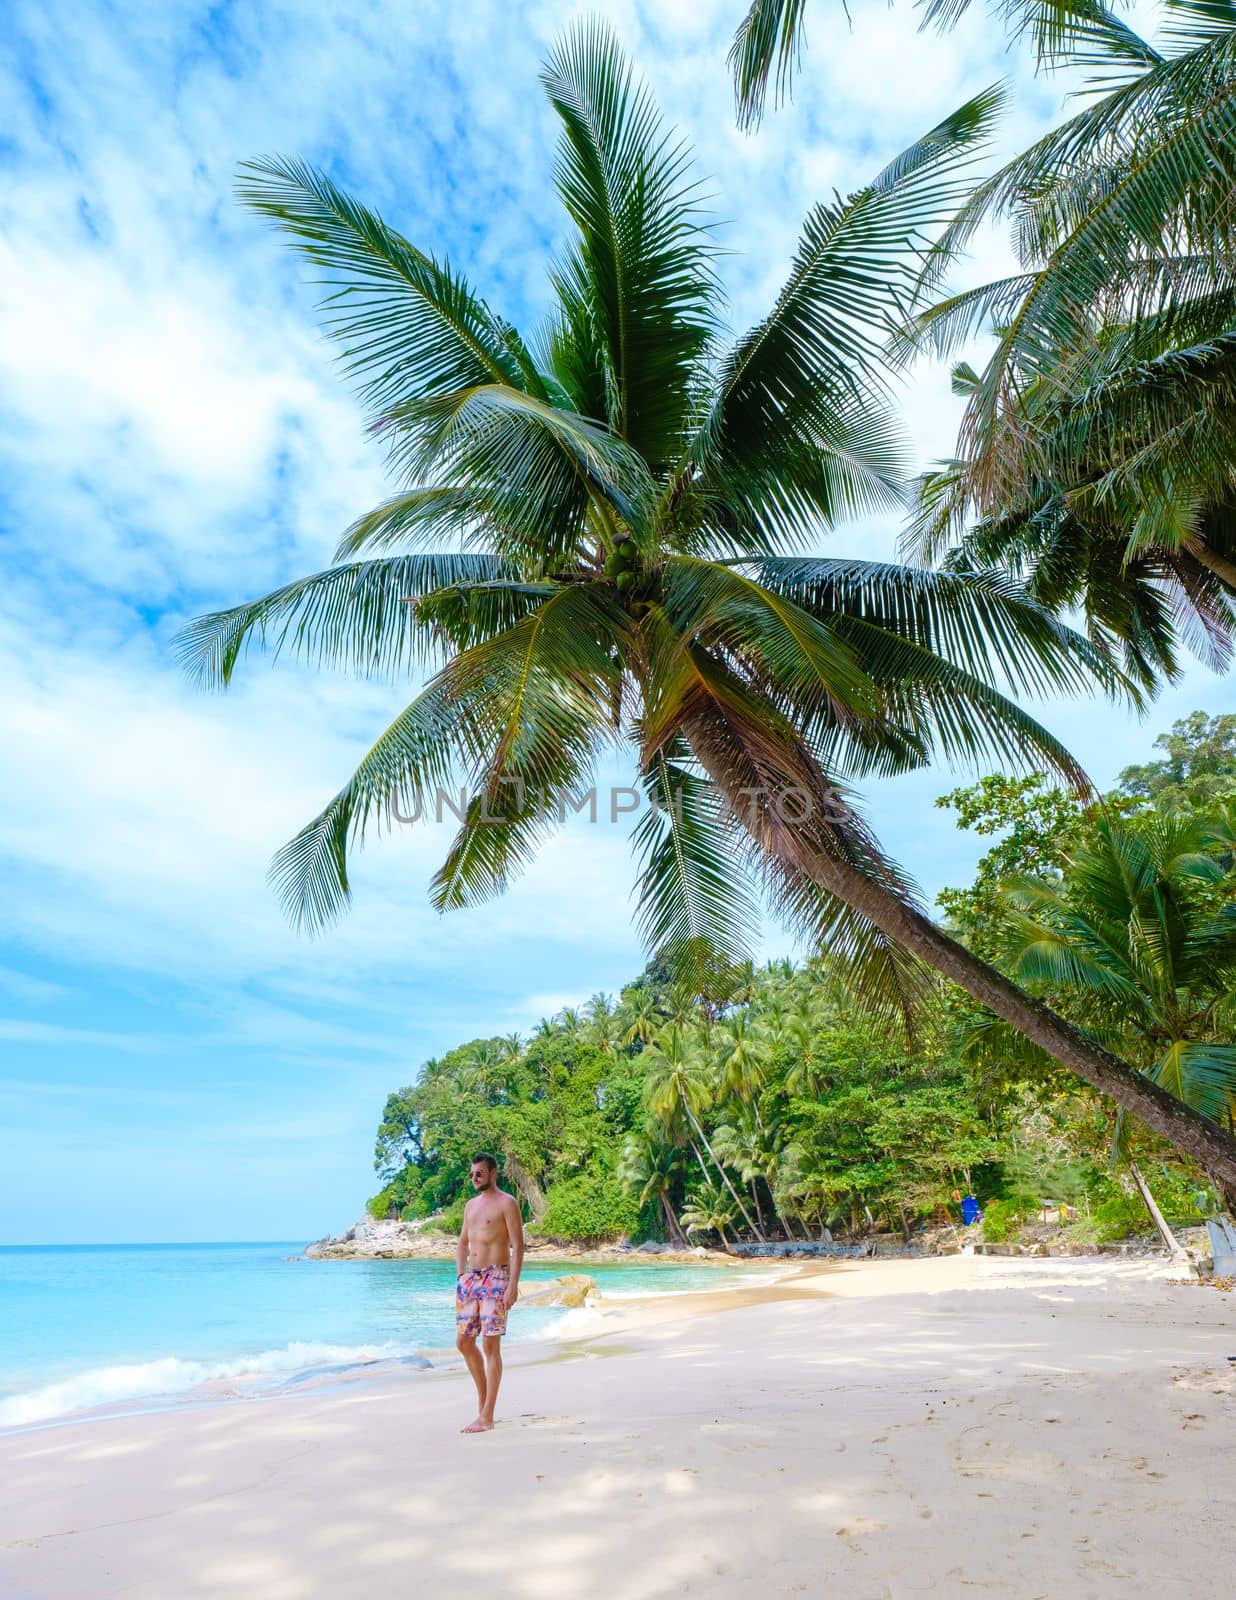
[
  {"x1": 805, "y1": 854, "x2": 1236, "y2": 1187},
  {"x1": 684, "y1": 1099, "x2": 766, "y2": 1239},
  {"x1": 1190, "y1": 539, "x2": 1236, "y2": 593},
  {"x1": 1213, "y1": 1175, "x2": 1236, "y2": 1218},
  {"x1": 502, "y1": 1150, "x2": 547, "y2": 1221},
  {"x1": 749, "y1": 1178, "x2": 768, "y2": 1234},
  {"x1": 660, "y1": 1191, "x2": 687, "y2": 1249},
  {"x1": 1129, "y1": 1162, "x2": 1186, "y2": 1260},
  {"x1": 684, "y1": 732, "x2": 1236, "y2": 1186},
  {"x1": 756, "y1": 812, "x2": 1236, "y2": 1185},
  {"x1": 687, "y1": 1136, "x2": 713, "y2": 1193}
]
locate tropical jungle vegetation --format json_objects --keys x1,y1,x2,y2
[{"x1": 365, "y1": 713, "x2": 1236, "y2": 1248}]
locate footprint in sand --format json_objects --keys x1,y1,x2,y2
[
  {"x1": 1100, "y1": 1450, "x2": 1166, "y2": 1482},
  {"x1": 836, "y1": 1516, "x2": 886, "y2": 1539}
]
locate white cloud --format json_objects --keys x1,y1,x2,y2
[{"x1": 0, "y1": 1019, "x2": 152, "y2": 1049}]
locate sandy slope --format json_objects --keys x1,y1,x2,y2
[{"x1": 1, "y1": 1256, "x2": 1232, "y2": 1599}]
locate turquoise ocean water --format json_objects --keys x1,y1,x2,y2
[{"x1": 0, "y1": 1242, "x2": 730, "y2": 1429}]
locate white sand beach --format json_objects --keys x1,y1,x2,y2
[{"x1": 2, "y1": 1256, "x2": 1232, "y2": 1599}]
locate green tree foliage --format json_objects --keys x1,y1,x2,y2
[
  {"x1": 937, "y1": 714, "x2": 1236, "y2": 1213},
  {"x1": 983, "y1": 812, "x2": 1236, "y2": 1127},
  {"x1": 535, "y1": 1169, "x2": 641, "y2": 1244},
  {"x1": 1118, "y1": 712, "x2": 1236, "y2": 812},
  {"x1": 729, "y1": 1, "x2": 1117, "y2": 130},
  {"x1": 935, "y1": 773, "x2": 1090, "y2": 957}
]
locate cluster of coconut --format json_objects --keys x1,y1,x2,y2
[{"x1": 604, "y1": 531, "x2": 639, "y2": 591}]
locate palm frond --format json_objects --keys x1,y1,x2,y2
[
  {"x1": 1150, "y1": 1040, "x2": 1236, "y2": 1125},
  {"x1": 662, "y1": 556, "x2": 881, "y2": 723},
  {"x1": 958, "y1": 1008, "x2": 1057, "y2": 1073},
  {"x1": 175, "y1": 554, "x2": 528, "y2": 686},
  {"x1": 729, "y1": 0, "x2": 809, "y2": 130},
  {"x1": 819, "y1": 616, "x2": 1101, "y2": 787},
  {"x1": 332, "y1": 487, "x2": 503, "y2": 559},
  {"x1": 1007, "y1": 916, "x2": 1146, "y2": 999},
  {"x1": 267, "y1": 675, "x2": 479, "y2": 932},
  {"x1": 631, "y1": 747, "x2": 761, "y2": 999},
  {"x1": 745, "y1": 556, "x2": 1136, "y2": 703},
  {"x1": 1181, "y1": 899, "x2": 1236, "y2": 978},
  {"x1": 542, "y1": 20, "x2": 718, "y2": 463},
  {"x1": 694, "y1": 87, "x2": 1004, "y2": 548},
  {"x1": 383, "y1": 383, "x2": 658, "y2": 551},
  {"x1": 427, "y1": 585, "x2": 628, "y2": 909},
  {"x1": 761, "y1": 857, "x2": 936, "y2": 1036},
  {"x1": 236, "y1": 157, "x2": 540, "y2": 420}
]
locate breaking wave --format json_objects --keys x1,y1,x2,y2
[{"x1": 0, "y1": 1341, "x2": 413, "y2": 1429}]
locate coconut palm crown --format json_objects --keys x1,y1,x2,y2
[
  {"x1": 179, "y1": 22, "x2": 1236, "y2": 1182},
  {"x1": 904, "y1": 3, "x2": 1236, "y2": 678}
]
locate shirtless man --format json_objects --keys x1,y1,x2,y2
[{"x1": 455, "y1": 1153, "x2": 524, "y2": 1434}]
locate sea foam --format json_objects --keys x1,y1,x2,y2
[{"x1": 0, "y1": 1340, "x2": 413, "y2": 1429}]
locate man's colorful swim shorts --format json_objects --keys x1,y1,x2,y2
[{"x1": 456, "y1": 1263, "x2": 510, "y2": 1338}]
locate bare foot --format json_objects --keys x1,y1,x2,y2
[{"x1": 461, "y1": 1417, "x2": 494, "y2": 1434}]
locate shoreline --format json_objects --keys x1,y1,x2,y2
[
  {"x1": 303, "y1": 1215, "x2": 737, "y2": 1264},
  {"x1": 0, "y1": 1256, "x2": 778, "y2": 1436},
  {"x1": 4, "y1": 1254, "x2": 1233, "y2": 1596},
  {"x1": 305, "y1": 1213, "x2": 1212, "y2": 1266}
]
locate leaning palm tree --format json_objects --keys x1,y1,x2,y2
[
  {"x1": 179, "y1": 22, "x2": 1236, "y2": 1184},
  {"x1": 642, "y1": 1025, "x2": 764, "y2": 1237}
]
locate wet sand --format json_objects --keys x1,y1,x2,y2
[{"x1": 2, "y1": 1255, "x2": 1232, "y2": 1597}]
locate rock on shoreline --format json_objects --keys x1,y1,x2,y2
[{"x1": 303, "y1": 1214, "x2": 732, "y2": 1265}]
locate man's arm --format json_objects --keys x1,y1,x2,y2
[
  {"x1": 456, "y1": 1202, "x2": 470, "y2": 1276},
  {"x1": 503, "y1": 1195, "x2": 524, "y2": 1309}
]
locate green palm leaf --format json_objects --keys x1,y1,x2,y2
[
  {"x1": 427, "y1": 585, "x2": 626, "y2": 908},
  {"x1": 729, "y1": 0, "x2": 808, "y2": 130},
  {"x1": 384, "y1": 383, "x2": 658, "y2": 555},
  {"x1": 661, "y1": 556, "x2": 881, "y2": 722},
  {"x1": 176, "y1": 554, "x2": 530, "y2": 686},
  {"x1": 1008, "y1": 917, "x2": 1146, "y2": 1000},
  {"x1": 1150, "y1": 1041, "x2": 1236, "y2": 1125},
  {"x1": 235, "y1": 157, "x2": 540, "y2": 418},
  {"x1": 694, "y1": 87, "x2": 1004, "y2": 546},
  {"x1": 541, "y1": 19, "x2": 718, "y2": 464},
  {"x1": 332, "y1": 487, "x2": 504, "y2": 559},
  {"x1": 268, "y1": 675, "x2": 478, "y2": 932},
  {"x1": 746, "y1": 556, "x2": 1135, "y2": 702},
  {"x1": 631, "y1": 748, "x2": 761, "y2": 999}
]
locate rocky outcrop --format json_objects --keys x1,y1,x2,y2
[
  {"x1": 305, "y1": 1215, "x2": 452, "y2": 1260},
  {"x1": 303, "y1": 1215, "x2": 731, "y2": 1265},
  {"x1": 516, "y1": 1274, "x2": 598, "y2": 1309}
]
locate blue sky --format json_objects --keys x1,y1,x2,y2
[{"x1": 1, "y1": 0, "x2": 1226, "y2": 1243}]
